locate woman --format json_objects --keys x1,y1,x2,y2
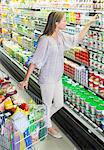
[{"x1": 19, "y1": 12, "x2": 98, "y2": 138}]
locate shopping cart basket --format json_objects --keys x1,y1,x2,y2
[{"x1": 0, "y1": 67, "x2": 48, "y2": 150}]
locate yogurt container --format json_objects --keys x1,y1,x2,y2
[
  {"x1": 72, "y1": 90, "x2": 76, "y2": 100},
  {"x1": 85, "y1": 98, "x2": 92, "y2": 111},
  {"x1": 96, "y1": 105, "x2": 104, "y2": 120},
  {"x1": 80, "y1": 106, "x2": 85, "y2": 114},
  {"x1": 80, "y1": 97, "x2": 85, "y2": 107},
  {"x1": 76, "y1": 93, "x2": 81, "y2": 104},
  {"x1": 68, "y1": 95, "x2": 72, "y2": 103},
  {"x1": 67, "y1": 83, "x2": 73, "y2": 95},
  {"x1": 90, "y1": 101, "x2": 98, "y2": 115}
]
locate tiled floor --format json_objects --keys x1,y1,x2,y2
[{"x1": 0, "y1": 63, "x2": 78, "y2": 150}]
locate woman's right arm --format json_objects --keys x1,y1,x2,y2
[
  {"x1": 19, "y1": 63, "x2": 36, "y2": 89},
  {"x1": 19, "y1": 36, "x2": 49, "y2": 89}
]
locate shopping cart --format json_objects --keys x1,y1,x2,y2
[{"x1": 0, "y1": 67, "x2": 48, "y2": 150}]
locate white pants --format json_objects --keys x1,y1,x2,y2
[{"x1": 40, "y1": 80, "x2": 63, "y2": 128}]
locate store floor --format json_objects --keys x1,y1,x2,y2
[
  {"x1": 35, "y1": 122, "x2": 77, "y2": 150},
  {"x1": 0, "y1": 63, "x2": 78, "y2": 150}
]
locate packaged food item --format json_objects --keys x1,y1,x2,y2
[
  {"x1": 96, "y1": 105, "x2": 104, "y2": 120},
  {"x1": 99, "y1": 86, "x2": 104, "y2": 97},
  {"x1": 85, "y1": 98, "x2": 92, "y2": 111},
  {"x1": 4, "y1": 99, "x2": 14, "y2": 110},
  {"x1": 97, "y1": 54, "x2": 102, "y2": 62},
  {"x1": 80, "y1": 106, "x2": 85, "y2": 114},
  {"x1": 97, "y1": 62, "x2": 102, "y2": 70},
  {"x1": 93, "y1": 72, "x2": 100, "y2": 85},
  {"x1": 90, "y1": 101, "x2": 98, "y2": 115},
  {"x1": 100, "y1": 74, "x2": 104, "y2": 86}
]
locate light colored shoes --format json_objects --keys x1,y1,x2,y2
[{"x1": 48, "y1": 128, "x2": 62, "y2": 139}]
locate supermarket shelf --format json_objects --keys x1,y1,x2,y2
[
  {"x1": 64, "y1": 55, "x2": 89, "y2": 68},
  {"x1": 12, "y1": 28, "x2": 43, "y2": 40},
  {"x1": 29, "y1": 2, "x2": 94, "y2": 5},
  {"x1": 90, "y1": 27, "x2": 104, "y2": 32},
  {"x1": 64, "y1": 72, "x2": 88, "y2": 89},
  {"x1": 1, "y1": 26, "x2": 35, "y2": 40},
  {"x1": 9, "y1": 3, "x2": 104, "y2": 14},
  {"x1": 64, "y1": 103, "x2": 104, "y2": 143},
  {"x1": 88, "y1": 48, "x2": 104, "y2": 53},
  {"x1": 34, "y1": 7, "x2": 104, "y2": 14},
  {"x1": 88, "y1": 87, "x2": 104, "y2": 100},
  {"x1": 11, "y1": 39, "x2": 35, "y2": 52},
  {"x1": 12, "y1": 30, "x2": 35, "y2": 40},
  {"x1": 64, "y1": 71, "x2": 104, "y2": 100},
  {"x1": 79, "y1": 43, "x2": 104, "y2": 51},
  {"x1": 14, "y1": 22, "x2": 35, "y2": 30},
  {"x1": 90, "y1": 66, "x2": 104, "y2": 74},
  {"x1": 3, "y1": 14, "x2": 104, "y2": 32},
  {"x1": 87, "y1": 40, "x2": 104, "y2": 44},
  {"x1": 67, "y1": 23, "x2": 104, "y2": 31}
]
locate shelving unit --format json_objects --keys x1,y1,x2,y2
[{"x1": 64, "y1": 55, "x2": 89, "y2": 67}]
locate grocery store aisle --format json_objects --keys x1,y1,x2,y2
[{"x1": 0, "y1": 63, "x2": 78, "y2": 150}]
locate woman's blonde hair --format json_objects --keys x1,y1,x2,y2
[{"x1": 42, "y1": 11, "x2": 65, "y2": 36}]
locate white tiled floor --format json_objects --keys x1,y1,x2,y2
[{"x1": 0, "y1": 63, "x2": 78, "y2": 150}]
